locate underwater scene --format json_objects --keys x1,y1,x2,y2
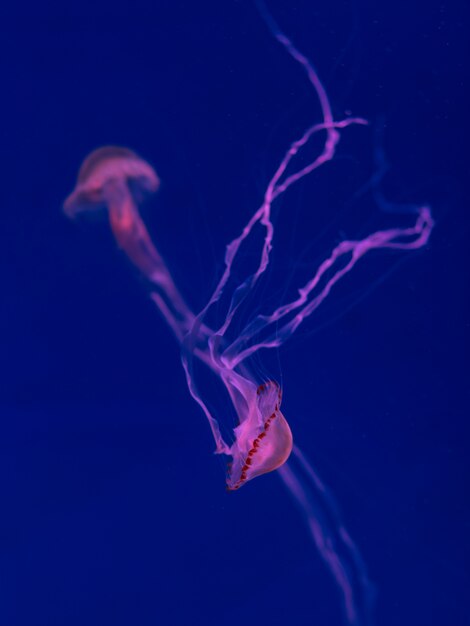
[{"x1": 1, "y1": 1, "x2": 468, "y2": 625}]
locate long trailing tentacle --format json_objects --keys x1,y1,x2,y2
[{"x1": 279, "y1": 446, "x2": 376, "y2": 625}]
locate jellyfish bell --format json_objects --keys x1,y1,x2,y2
[
  {"x1": 227, "y1": 380, "x2": 293, "y2": 490},
  {"x1": 64, "y1": 146, "x2": 165, "y2": 281},
  {"x1": 63, "y1": 146, "x2": 160, "y2": 218}
]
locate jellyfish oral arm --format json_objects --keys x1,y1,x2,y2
[{"x1": 101, "y1": 179, "x2": 201, "y2": 339}]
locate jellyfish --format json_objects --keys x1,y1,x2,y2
[{"x1": 63, "y1": 4, "x2": 433, "y2": 625}]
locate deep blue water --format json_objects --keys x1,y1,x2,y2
[{"x1": 1, "y1": 1, "x2": 469, "y2": 625}]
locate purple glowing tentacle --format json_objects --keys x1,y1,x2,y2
[
  {"x1": 278, "y1": 446, "x2": 375, "y2": 626},
  {"x1": 179, "y1": 342, "x2": 259, "y2": 455},
  {"x1": 150, "y1": 292, "x2": 187, "y2": 343},
  {"x1": 149, "y1": 285, "x2": 233, "y2": 453},
  {"x1": 152, "y1": 279, "x2": 252, "y2": 455},
  {"x1": 255, "y1": 0, "x2": 365, "y2": 202},
  {"x1": 213, "y1": 8, "x2": 434, "y2": 368},
  {"x1": 211, "y1": 118, "x2": 366, "y2": 350},
  {"x1": 106, "y1": 195, "x2": 230, "y2": 451},
  {"x1": 188, "y1": 15, "x2": 363, "y2": 347},
  {"x1": 269, "y1": 118, "x2": 367, "y2": 201},
  {"x1": 223, "y1": 206, "x2": 433, "y2": 368},
  {"x1": 180, "y1": 351, "x2": 232, "y2": 454},
  {"x1": 150, "y1": 292, "x2": 219, "y2": 375},
  {"x1": 292, "y1": 446, "x2": 372, "y2": 594}
]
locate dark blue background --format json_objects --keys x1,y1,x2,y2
[{"x1": 1, "y1": 1, "x2": 468, "y2": 625}]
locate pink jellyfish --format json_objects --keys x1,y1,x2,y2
[{"x1": 64, "y1": 5, "x2": 433, "y2": 625}]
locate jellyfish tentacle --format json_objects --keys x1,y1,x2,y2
[
  {"x1": 185, "y1": 17, "x2": 366, "y2": 347},
  {"x1": 106, "y1": 186, "x2": 198, "y2": 336},
  {"x1": 222, "y1": 206, "x2": 433, "y2": 368},
  {"x1": 279, "y1": 446, "x2": 375, "y2": 626}
]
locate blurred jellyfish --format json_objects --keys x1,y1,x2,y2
[
  {"x1": 64, "y1": 146, "x2": 197, "y2": 338},
  {"x1": 64, "y1": 4, "x2": 433, "y2": 625}
]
